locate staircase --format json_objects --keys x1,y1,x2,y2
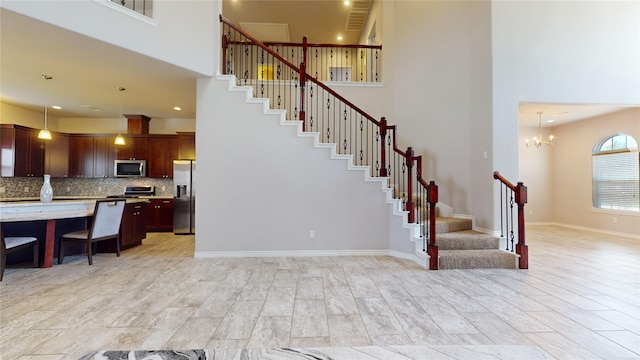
[
  {"x1": 216, "y1": 16, "x2": 525, "y2": 270},
  {"x1": 409, "y1": 200, "x2": 517, "y2": 269},
  {"x1": 435, "y1": 219, "x2": 517, "y2": 269}
]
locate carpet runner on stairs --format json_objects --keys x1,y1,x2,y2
[{"x1": 427, "y1": 216, "x2": 518, "y2": 269}]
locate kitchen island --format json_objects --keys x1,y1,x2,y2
[{"x1": 0, "y1": 198, "x2": 148, "y2": 267}]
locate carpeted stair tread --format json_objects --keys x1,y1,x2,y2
[
  {"x1": 429, "y1": 217, "x2": 472, "y2": 233},
  {"x1": 438, "y1": 249, "x2": 517, "y2": 269},
  {"x1": 437, "y1": 230, "x2": 500, "y2": 250}
]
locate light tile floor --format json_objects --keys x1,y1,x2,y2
[{"x1": 0, "y1": 225, "x2": 638, "y2": 359}]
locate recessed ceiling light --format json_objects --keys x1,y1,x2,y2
[
  {"x1": 547, "y1": 119, "x2": 555, "y2": 123},
  {"x1": 52, "y1": 105, "x2": 62, "y2": 110},
  {"x1": 173, "y1": 106, "x2": 181, "y2": 111},
  {"x1": 344, "y1": 1, "x2": 350, "y2": 5},
  {"x1": 337, "y1": 35, "x2": 343, "y2": 41}
]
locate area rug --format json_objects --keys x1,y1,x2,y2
[
  {"x1": 80, "y1": 350, "x2": 208, "y2": 360},
  {"x1": 80, "y1": 348, "x2": 331, "y2": 360}
]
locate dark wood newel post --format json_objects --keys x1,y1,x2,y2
[
  {"x1": 515, "y1": 182, "x2": 528, "y2": 269},
  {"x1": 221, "y1": 34, "x2": 228, "y2": 75},
  {"x1": 379, "y1": 117, "x2": 387, "y2": 177},
  {"x1": 405, "y1": 147, "x2": 415, "y2": 223},
  {"x1": 299, "y1": 62, "x2": 306, "y2": 131},
  {"x1": 428, "y1": 180, "x2": 439, "y2": 270}
]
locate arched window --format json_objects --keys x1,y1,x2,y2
[{"x1": 592, "y1": 134, "x2": 639, "y2": 212}]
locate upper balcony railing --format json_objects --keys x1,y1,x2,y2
[
  {"x1": 224, "y1": 38, "x2": 382, "y2": 84},
  {"x1": 111, "y1": 0, "x2": 153, "y2": 18}
]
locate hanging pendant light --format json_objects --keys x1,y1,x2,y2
[
  {"x1": 114, "y1": 86, "x2": 126, "y2": 145},
  {"x1": 38, "y1": 75, "x2": 53, "y2": 140}
]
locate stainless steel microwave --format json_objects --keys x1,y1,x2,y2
[{"x1": 114, "y1": 159, "x2": 146, "y2": 177}]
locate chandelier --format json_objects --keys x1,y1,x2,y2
[{"x1": 525, "y1": 111, "x2": 555, "y2": 148}]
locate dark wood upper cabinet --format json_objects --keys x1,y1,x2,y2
[
  {"x1": 68, "y1": 136, "x2": 95, "y2": 178},
  {"x1": 147, "y1": 136, "x2": 179, "y2": 178},
  {"x1": 93, "y1": 136, "x2": 118, "y2": 178},
  {"x1": 0, "y1": 124, "x2": 44, "y2": 177},
  {"x1": 116, "y1": 136, "x2": 149, "y2": 161},
  {"x1": 45, "y1": 132, "x2": 69, "y2": 178},
  {"x1": 2, "y1": 124, "x2": 192, "y2": 179},
  {"x1": 177, "y1": 132, "x2": 195, "y2": 160}
]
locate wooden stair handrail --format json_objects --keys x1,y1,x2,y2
[
  {"x1": 220, "y1": 15, "x2": 441, "y2": 268},
  {"x1": 493, "y1": 171, "x2": 528, "y2": 269}
]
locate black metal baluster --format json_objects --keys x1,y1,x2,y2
[
  {"x1": 360, "y1": 49, "x2": 364, "y2": 82},
  {"x1": 326, "y1": 96, "x2": 330, "y2": 143},
  {"x1": 330, "y1": 48, "x2": 334, "y2": 81},
  {"x1": 345, "y1": 49, "x2": 349, "y2": 82},
  {"x1": 375, "y1": 49, "x2": 379, "y2": 82},
  {"x1": 359, "y1": 119, "x2": 364, "y2": 165},
  {"x1": 499, "y1": 184, "x2": 504, "y2": 238},
  {"x1": 510, "y1": 190, "x2": 515, "y2": 252},
  {"x1": 309, "y1": 84, "x2": 314, "y2": 131},
  {"x1": 316, "y1": 48, "x2": 319, "y2": 80},
  {"x1": 342, "y1": 108, "x2": 347, "y2": 154}
]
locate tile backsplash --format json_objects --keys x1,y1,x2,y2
[{"x1": 0, "y1": 176, "x2": 173, "y2": 199}]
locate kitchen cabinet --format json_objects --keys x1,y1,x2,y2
[
  {"x1": 98, "y1": 201, "x2": 147, "y2": 252},
  {"x1": 177, "y1": 132, "x2": 195, "y2": 160},
  {"x1": 68, "y1": 136, "x2": 95, "y2": 178},
  {"x1": 147, "y1": 136, "x2": 179, "y2": 178},
  {"x1": 121, "y1": 202, "x2": 147, "y2": 248},
  {"x1": 93, "y1": 136, "x2": 118, "y2": 178},
  {"x1": 0, "y1": 124, "x2": 45, "y2": 177},
  {"x1": 116, "y1": 136, "x2": 149, "y2": 161},
  {"x1": 69, "y1": 135, "x2": 117, "y2": 178},
  {"x1": 146, "y1": 198, "x2": 174, "y2": 231},
  {"x1": 44, "y1": 132, "x2": 69, "y2": 178}
]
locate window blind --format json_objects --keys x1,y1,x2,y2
[{"x1": 592, "y1": 151, "x2": 640, "y2": 211}]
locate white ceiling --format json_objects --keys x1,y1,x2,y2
[
  {"x1": 1, "y1": 3, "x2": 633, "y2": 127},
  {"x1": 518, "y1": 103, "x2": 633, "y2": 128}
]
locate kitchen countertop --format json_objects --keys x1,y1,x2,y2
[{"x1": 0, "y1": 198, "x2": 148, "y2": 222}]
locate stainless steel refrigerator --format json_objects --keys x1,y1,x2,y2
[{"x1": 173, "y1": 160, "x2": 195, "y2": 234}]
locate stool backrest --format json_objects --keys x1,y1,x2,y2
[{"x1": 90, "y1": 199, "x2": 126, "y2": 239}]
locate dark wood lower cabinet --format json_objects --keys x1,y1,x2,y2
[
  {"x1": 146, "y1": 199, "x2": 174, "y2": 232},
  {"x1": 98, "y1": 202, "x2": 146, "y2": 252},
  {"x1": 122, "y1": 202, "x2": 147, "y2": 248}
]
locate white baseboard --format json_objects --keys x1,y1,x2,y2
[
  {"x1": 195, "y1": 249, "x2": 392, "y2": 258},
  {"x1": 194, "y1": 249, "x2": 428, "y2": 268},
  {"x1": 529, "y1": 222, "x2": 640, "y2": 240}
]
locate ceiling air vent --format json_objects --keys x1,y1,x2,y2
[{"x1": 345, "y1": 0, "x2": 372, "y2": 31}]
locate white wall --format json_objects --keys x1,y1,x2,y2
[
  {"x1": 385, "y1": 1, "x2": 494, "y2": 230},
  {"x1": 552, "y1": 109, "x2": 639, "y2": 235},
  {"x1": 0, "y1": 102, "x2": 60, "y2": 129},
  {"x1": 195, "y1": 75, "x2": 398, "y2": 255},
  {"x1": 492, "y1": 1, "x2": 640, "y2": 231},
  {"x1": 1, "y1": 0, "x2": 216, "y2": 76},
  {"x1": 518, "y1": 125, "x2": 554, "y2": 222}
]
